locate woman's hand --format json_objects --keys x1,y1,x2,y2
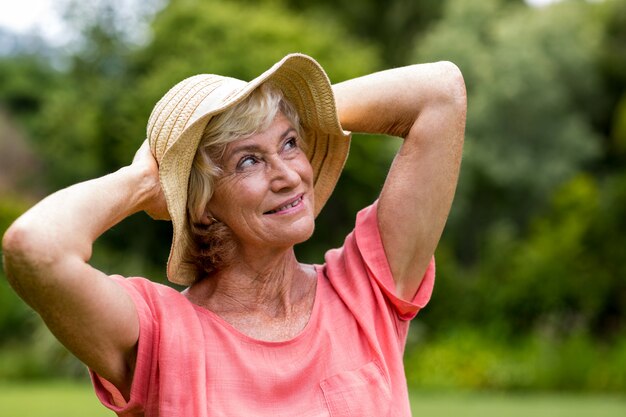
[{"x1": 131, "y1": 140, "x2": 170, "y2": 221}]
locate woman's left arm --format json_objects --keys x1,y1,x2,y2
[{"x1": 333, "y1": 62, "x2": 467, "y2": 300}]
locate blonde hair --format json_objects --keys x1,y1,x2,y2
[{"x1": 183, "y1": 83, "x2": 304, "y2": 280}]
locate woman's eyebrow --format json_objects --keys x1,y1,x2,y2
[
  {"x1": 227, "y1": 144, "x2": 262, "y2": 159},
  {"x1": 281, "y1": 127, "x2": 297, "y2": 138},
  {"x1": 225, "y1": 127, "x2": 297, "y2": 160}
]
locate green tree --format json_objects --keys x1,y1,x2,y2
[
  {"x1": 250, "y1": 0, "x2": 445, "y2": 66},
  {"x1": 598, "y1": 0, "x2": 626, "y2": 167},
  {"x1": 479, "y1": 173, "x2": 626, "y2": 337},
  {"x1": 413, "y1": 0, "x2": 604, "y2": 261},
  {"x1": 248, "y1": 0, "x2": 527, "y2": 66},
  {"x1": 413, "y1": 0, "x2": 626, "y2": 340}
]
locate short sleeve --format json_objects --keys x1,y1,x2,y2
[
  {"x1": 90, "y1": 275, "x2": 161, "y2": 416},
  {"x1": 351, "y1": 200, "x2": 435, "y2": 320}
]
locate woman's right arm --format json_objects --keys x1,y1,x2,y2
[{"x1": 1, "y1": 141, "x2": 167, "y2": 399}]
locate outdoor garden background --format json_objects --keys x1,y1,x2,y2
[{"x1": 1, "y1": 0, "x2": 625, "y2": 415}]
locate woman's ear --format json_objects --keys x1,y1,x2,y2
[{"x1": 199, "y1": 207, "x2": 217, "y2": 225}]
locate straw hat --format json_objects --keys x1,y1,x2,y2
[{"x1": 147, "y1": 53, "x2": 351, "y2": 286}]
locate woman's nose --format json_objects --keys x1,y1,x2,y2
[{"x1": 268, "y1": 157, "x2": 301, "y2": 192}]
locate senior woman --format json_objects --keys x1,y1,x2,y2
[{"x1": 2, "y1": 53, "x2": 466, "y2": 416}]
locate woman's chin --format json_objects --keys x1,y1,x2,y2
[
  {"x1": 285, "y1": 222, "x2": 315, "y2": 247},
  {"x1": 271, "y1": 219, "x2": 315, "y2": 249}
]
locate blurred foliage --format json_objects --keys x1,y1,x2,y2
[
  {"x1": 0, "y1": 196, "x2": 35, "y2": 343},
  {"x1": 0, "y1": 320, "x2": 86, "y2": 381},
  {"x1": 248, "y1": 0, "x2": 446, "y2": 66},
  {"x1": 414, "y1": 0, "x2": 604, "y2": 261},
  {"x1": 600, "y1": 0, "x2": 626, "y2": 166},
  {"x1": 405, "y1": 328, "x2": 626, "y2": 392},
  {"x1": 1, "y1": 0, "x2": 626, "y2": 391},
  {"x1": 409, "y1": 0, "x2": 626, "y2": 346},
  {"x1": 252, "y1": 0, "x2": 526, "y2": 66},
  {"x1": 424, "y1": 171, "x2": 626, "y2": 339}
]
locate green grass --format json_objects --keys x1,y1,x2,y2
[
  {"x1": 1, "y1": 380, "x2": 625, "y2": 416},
  {"x1": 410, "y1": 390, "x2": 626, "y2": 417},
  {"x1": 0, "y1": 380, "x2": 113, "y2": 417}
]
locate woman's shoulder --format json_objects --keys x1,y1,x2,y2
[{"x1": 107, "y1": 274, "x2": 188, "y2": 310}]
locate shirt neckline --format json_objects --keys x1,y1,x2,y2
[{"x1": 188, "y1": 264, "x2": 324, "y2": 347}]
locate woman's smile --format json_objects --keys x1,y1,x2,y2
[{"x1": 264, "y1": 194, "x2": 305, "y2": 215}]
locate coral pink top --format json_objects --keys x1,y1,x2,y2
[{"x1": 91, "y1": 202, "x2": 435, "y2": 416}]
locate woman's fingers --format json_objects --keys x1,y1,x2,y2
[{"x1": 132, "y1": 140, "x2": 171, "y2": 221}]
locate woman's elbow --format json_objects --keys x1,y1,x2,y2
[
  {"x1": 3, "y1": 221, "x2": 29, "y2": 263},
  {"x1": 433, "y1": 61, "x2": 467, "y2": 107},
  {"x1": 2, "y1": 221, "x2": 45, "y2": 291}
]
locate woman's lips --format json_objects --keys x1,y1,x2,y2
[{"x1": 264, "y1": 195, "x2": 304, "y2": 214}]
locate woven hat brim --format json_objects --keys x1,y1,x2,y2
[{"x1": 157, "y1": 53, "x2": 350, "y2": 286}]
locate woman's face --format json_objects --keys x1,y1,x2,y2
[{"x1": 207, "y1": 112, "x2": 315, "y2": 253}]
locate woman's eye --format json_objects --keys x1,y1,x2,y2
[
  {"x1": 237, "y1": 156, "x2": 258, "y2": 170},
  {"x1": 284, "y1": 137, "x2": 298, "y2": 151}
]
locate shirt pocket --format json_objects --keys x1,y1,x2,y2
[{"x1": 320, "y1": 360, "x2": 392, "y2": 417}]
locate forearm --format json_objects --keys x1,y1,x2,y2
[
  {"x1": 333, "y1": 61, "x2": 465, "y2": 138},
  {"x1": 2, "y1": 165, "x2": 155, "y2": 290}
]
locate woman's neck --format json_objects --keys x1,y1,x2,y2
[{"x1": 186, "y1": 248, "x2": 315, "y2": 319}]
